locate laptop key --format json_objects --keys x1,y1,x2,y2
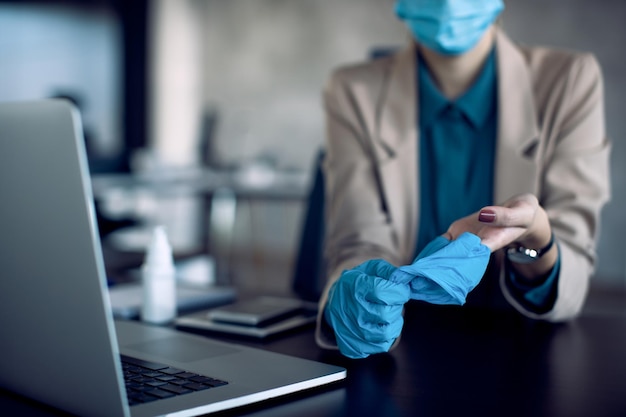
[
  {"x1": 160, "y1": 384, "x2": 193, "y2": 395},
  {"x1": 142, "y1": 371, "x2": 165, "y2": 378},
  {"x1": 145, "y1": 388, "x2": 177, "y2": 399},
  {"x1": 132, "y1": 385, "x2": 160, "y2": 393},
  {"x1": 176, "y1": 372, "x2": 198, "y2": 379},
  {"x1": 206, "y1": 379, "x2": 228, "y2": 387},
  {"x1": 131, "y1": 376, "x2": 156, "y2": 383},
  {"x1": 159, "y1": 367, "x2": 186, "y2": 375},
  {"x1": 183, "y1": 383, "x2": 213, "y2": 391},
  {"x1": 156, "y1": 375, "x2": 179, "y2": 382},
  {"x1": 167, "y1": 378, "x2": 190, "y2": 386},
  {"x1": 128, "y1": 392, "x2": 160, "y2": 404},
  {"x1": 146, "y1": 380, "x2": 168, "y2": 387}
]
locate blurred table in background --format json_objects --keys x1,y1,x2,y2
[
  {"x1": 92, "y1": 165, "x2": 310, "y2": 291},
  {"x1": 91, "y1": 165, "x2": 309, "y2": 202}
]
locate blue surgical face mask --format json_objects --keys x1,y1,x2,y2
[{"x1": 394, "y1": 0, "x2": 504, "y2": 56}]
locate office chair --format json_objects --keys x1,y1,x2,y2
[
  {"x1": 369, "y1": 46, "x2": 399, "y2": 60},
  {"x1": 292, "y1": 150, "x2": 326, "y2": 302}
]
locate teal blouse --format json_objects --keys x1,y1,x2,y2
[
  {"x1": 415, "y1": 48, "x2": 559, "y2": 313},
  {"x1": 416, "y1": 49, "x2": 497, "y2": 252}
]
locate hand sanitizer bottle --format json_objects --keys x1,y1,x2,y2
[{"x1": 141, "y1": 225, "x2": 176, "y2": 324}]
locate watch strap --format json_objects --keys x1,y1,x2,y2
[{"x1": 506, "y1": 233, "x2": 555, "y2": 264}]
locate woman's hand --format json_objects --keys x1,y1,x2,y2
[{"x1": 445, "y1": 193, "x2": 551, "y2": 252}]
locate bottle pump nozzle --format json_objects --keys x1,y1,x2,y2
[{"x1": 144, "y1": 225, "x2": 175, "y2": 270}]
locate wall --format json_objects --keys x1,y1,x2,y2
[
  {"x1": 199, "y1": 0, "x2": 406, "y2": 169},
  {"x1": 0, "y1": 3, "x2": 122, "y2": 160}
]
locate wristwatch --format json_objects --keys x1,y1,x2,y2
[{"x1": 506, "y1": 233, "x2": 555, "y2": 264}]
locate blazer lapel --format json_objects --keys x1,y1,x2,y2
[
  {"x1": 375, "y1": 43, "x2": 420, "y2": 259},
  {"x1": 494, "y1": 29, "x2": 541, "y2": 204},
  {"x1": 378, "y1": 44, "x2": 418, "y2": 159}
]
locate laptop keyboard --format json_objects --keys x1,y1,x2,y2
[{"x1": 121, "y1": 354, "x2": 228, "y2": 405}]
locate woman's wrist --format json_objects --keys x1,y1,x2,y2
[
  {"x1": 516, "y1": 206, "x2": 552, "y2": 249},
  {"x1": 507, "y1": 207, "x2": 558, "y2": 280},
  {"x1": 507, "y1": 232, "x2": 555, "y2": 265},
  {"x1": 507, "y1": 239, "x2": 558, "y2": 281}
]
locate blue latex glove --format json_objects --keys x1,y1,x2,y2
[
  {"x1": 389, "y1": 232, "x2": 490, "y2": 305},
  {"x1": 324, "y1": 259, "x2": 411, "y2": 359},
  {"x1": 324, "y1": 232, "x2": 490, "y2": 359}
]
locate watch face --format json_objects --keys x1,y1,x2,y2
[
  {"x1": 506, "y1": 247, "x2": 539, "y2": 264},
  {"x1": 506, "y1": 234, "x2": 555, "y2": 265}
]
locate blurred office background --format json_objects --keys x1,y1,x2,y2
[{"x1": 0, "y1": 0, "x2": 624, "y2": 295}]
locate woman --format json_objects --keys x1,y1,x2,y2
[{"x1": 317, "y1": 0, "x2": 611, "y2": 359}]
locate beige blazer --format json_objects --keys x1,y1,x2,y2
[{"x1": 316, "y1": 29, "x2": 611, "y2": 349}]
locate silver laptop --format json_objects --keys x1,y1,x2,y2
[{"x1": 0, "y1": 99, "x2": 345, "y2": 417}]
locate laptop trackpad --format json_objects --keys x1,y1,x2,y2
[{"x1": 128, "y1": 336, "x2": 237, "y2": 362}]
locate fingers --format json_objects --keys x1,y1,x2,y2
[
  {"x1": 445, "y1": 194, "x2": 540, "y2": 252},
  {"x1": 474, "y1": 205, "x2": 525, "y2": 250},
  {"x1": 353, "y1": 271, "x2": 411, "y2": 306},
  {"x1": 354, "y1": 259, "x2": 398, "y2": 280},
  {"x1": 358, "y1": 314, "x2": 404, "y2": 344},
  {"x1": 471, "y1": 195, "x2": 540, "y2": 251},
  {"x1": 325, "y1": 267, "x2": 410, "y2": 358},
  {"x1": 478, "y1": 193, "x2": 538, "y2": 228},
  {"x1": 332, "y1": 316, "x2": 402, "y2": 358},
  {"x1": 477, "y1": 229, "x2": 524, "y2": 252}
]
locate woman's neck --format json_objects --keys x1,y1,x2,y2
[{"x1": 418, "y1": 26, "x2": 496, "y2": 100}]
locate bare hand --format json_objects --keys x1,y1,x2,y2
[{"x1": 444, "y1": 193, "x2": 548, "y2": 252}]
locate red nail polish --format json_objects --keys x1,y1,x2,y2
[{"x1": 479, "y1": 210, "x2": 496, "y2": 223}]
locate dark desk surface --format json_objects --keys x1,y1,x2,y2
[{"x1": 3, "y1": 297, "x2": 626, "y2": 417}]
